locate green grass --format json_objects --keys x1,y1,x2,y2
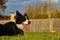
[{"x1": 0, "y1": 32, "x2": 60, "y2": 40}]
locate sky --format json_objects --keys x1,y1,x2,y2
[{"x1": 5, "y1": 0, "x2": 60, "y2": 16}]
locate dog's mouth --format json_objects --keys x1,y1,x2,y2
[{"x1": 22, "y1": 23, "x2": 30, "y2": 31}]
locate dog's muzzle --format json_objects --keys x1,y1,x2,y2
[{"x1": 22, "y1": 23, "x2": 30, "y2": 31}]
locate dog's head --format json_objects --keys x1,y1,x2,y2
[{"x1": 15, "y1": 10, "x2": 30, "y2": 31}]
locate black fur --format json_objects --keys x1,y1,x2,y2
[
  {"x1": 16, "y1": 11, "x2": 26, "y2": 24},
  {"x1": 24, "y1": 13, "x2": 31, "y2": 24},
  {"x1": 0, "y1": 10, "x2": 30, "y2": 36},
  {"x1": 0, "y1": 22, "x2": 24, "y2": 36}
]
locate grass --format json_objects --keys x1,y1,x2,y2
[{"x1": 0, "y1": 32, "x2": 60, "y2": 40}]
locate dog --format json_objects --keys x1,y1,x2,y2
[{"x1": 0, "y1": 10, "x2": 30, "y2": 36}]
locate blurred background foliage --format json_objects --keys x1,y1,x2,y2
[{"x1": 26, "y1": 1, "x2": 60, "y2": 19}]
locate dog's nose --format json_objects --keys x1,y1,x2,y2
[{"x1": 28, "y1": 21, "x2": 31, "y2": 24}]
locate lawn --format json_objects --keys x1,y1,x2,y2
[{"x1": 0, "y1": 32, "x2": 60, "y2": 40}]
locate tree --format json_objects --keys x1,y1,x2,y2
[
  {"x1": 0, "y1": 0, "x2": 8, "y2": 15},
  {"x1": 26, "y1": 3, "x2": 33, "y2": 19},
  {"x1": 26, "y1": 0, "x2": 56, "y2": 19},
  {"x1": 26, "y1": 2, "x2": 43, "y2": 19},
  {"x1": 43, "y1": 0, "x2": 56, "y2": 18},
  {"x1": 0, "y1": 0, "x2": 7, "y2": 5}
]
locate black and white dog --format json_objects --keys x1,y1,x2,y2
[{"x1": 0, "y1": 10, "x2": 30, "y2": 36}]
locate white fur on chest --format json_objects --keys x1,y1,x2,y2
[
  {"x1": 11, "y1": 20, "x2": 24, "y2": 30},
  {"x1": 16, "y1": 24, "x2": 24, "y2": 30}
]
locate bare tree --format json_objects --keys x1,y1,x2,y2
[{"x1": 0, "y1": 0, "x2": 8, "y2": 15}]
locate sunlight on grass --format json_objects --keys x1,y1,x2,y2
[{"x1": 0, "y1": 32, "x2": 60, "y2": 40}]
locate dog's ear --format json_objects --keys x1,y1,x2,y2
[
  {"x1": 16, "y1": 10, "x2": 23, "y2": 18},
  {"x1": 24, "y1": 13, "x2": 27, "y2": 16},
  {"x1": 24, "y1": 13, "x2": 29, "y2": 20},
  {"x1": 16, "y1": 11, "x2": 26, "y2": 24}
]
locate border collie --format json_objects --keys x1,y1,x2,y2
[{"x1": 0, "y1": 10, "x2": 30, "y2": 36}]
